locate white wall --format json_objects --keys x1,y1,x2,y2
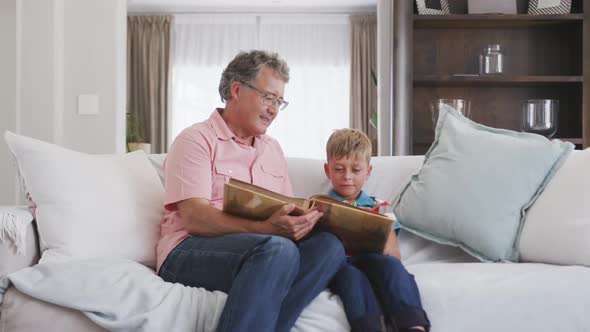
[
  {"x1": 20, "y1": 0, "x2": 58, "y2": 142},
  {"x1": 0, "y1": 0, "x2": 126, "y2": 204},
  {"x1": 62, "y1": 0, "x2": 127, "y2": 154},
  {"x1": 377, "y1": 0, "x2": 393, "y2": 156},
  {"x1": 0, "y1": 0, "x2": 18, "y2": 204}
]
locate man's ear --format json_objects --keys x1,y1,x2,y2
[
  {"x1": 229, "y1": 81, "x2": 241, "y2": 100},
  {"x1": 324, "y1": 163, "x2": 331, "y2": 180},
  {"x1": 367, "y1": 164, "x2": 373, "y2": 177}
]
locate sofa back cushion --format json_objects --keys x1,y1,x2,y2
[
  {"x1": 285, "y1": 156, "x2": 423, "y2": 201},
  {"x1": 4, "y1": 132, "x2": 164, "y2": 269},
  {"x1": 148, "y1": 155, "x2": 424, "y2": 203},
  {"x1": 519, "y1": 149, "x2": 590, "y2": 266}
]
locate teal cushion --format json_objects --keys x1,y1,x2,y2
[{"x1": 393, "y1": 105, "x2": 573, "y2": 261}]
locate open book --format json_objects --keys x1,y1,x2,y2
[{"x1": 223, "y1": 178, "x2": 394, "y2": 254}]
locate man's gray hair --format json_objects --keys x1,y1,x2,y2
[{"x1": 219, "y1": 50, "x2": 290, "y2": 102}]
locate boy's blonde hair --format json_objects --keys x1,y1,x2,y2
[{"x1": 326, "y1": 128, "x2": 372, "y2": 164}]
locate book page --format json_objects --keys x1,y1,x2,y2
[
  {"x1": 310, "y1": 195, "x2": 393, "y2": 254},
  {"x1": 230, "y1": 178, "x2": 310, "y2": 207},
  {"x1": 223, "y1": 178, "x2": 311, "y2": 220},
  {"x1": 310, "y1": 194, "x2": 384, "y2": 215}
]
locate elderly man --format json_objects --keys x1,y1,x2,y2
[{"x1": 156, "y1": 50, "x2": 345, "y2": 332}]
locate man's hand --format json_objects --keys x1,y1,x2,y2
[
  {"x1": 383, "y1": 230, "x2": 401, "y2": 259},
  {"x1": 264, "y1": 204, "x2": 323, "y2": 240}
]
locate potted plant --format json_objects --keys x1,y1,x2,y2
[
  {"x1": 126, "y1": 112, "x2": 151, "y2": 153},
  {"x1": 370, "y1": 69, "x2": 378, "y2": 129}
]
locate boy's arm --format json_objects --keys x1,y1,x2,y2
[{"x1": 383, "y1": 230, "x2": 401, "y2": 259}]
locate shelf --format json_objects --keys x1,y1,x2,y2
[
  {"x1": 417, "y1": 138, "x2": 582, "y2": 145},
  {"x1": 414, "y1": 14, "x2": 584, "y2": 28},
  {"x1": 414, "y1": 75, "x2": 583, "y2": 86},
  {"x1": 556, "y1": 138, "x2": 583, "y2": 145}
]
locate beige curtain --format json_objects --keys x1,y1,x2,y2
[
  {"x1": 350, "y1": 15, "x2": 377, "y2": 155},
  {"x1": 127, "y1": 15, "x2": 172, "y2": 153}
]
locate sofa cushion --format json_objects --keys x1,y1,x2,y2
[
  {"x1": 0, "y1": 287, "x2": 107, "y2": 332},
  {"x1": 0, "y1": 220, "x2": 38, "y2": 277},
  {"x1": 286, "y1": 156, "x2": 424, "y2": 204},
  {"x1": 0, "y1": 206, "x2": 37, "y2": 276},
  {"x1": 3, "y1": 132, "x2": 164, "y2": 268},
  {"x1": 519, "y1": 148, "x2": 590, "y2": 266},
  {"x1": 408, "y1": 261, "x2": 590, "y2": 332},
  {"x1": 393, "y1": 105, "x2": 573, "y2": 261}
]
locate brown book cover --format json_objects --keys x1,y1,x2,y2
[{"x1": 223, "y1": 178, "x2": 394, "y2": 254}]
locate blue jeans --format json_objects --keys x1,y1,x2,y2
[
  {"x1": 330, "y1": 262, "x2": 385, "y2": 332},
  {"x1": 348, "y1": 254, "x2": 430, "y2": 331},
  {"x1": 158, "y1": 232, "x2": 345, "y2": 332}
]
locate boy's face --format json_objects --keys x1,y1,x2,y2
[{"x1": 324, "y1": 155, "x2": 372, "y2": 203}]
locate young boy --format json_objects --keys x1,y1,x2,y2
[{"x1": 325, "y1": 129, "x2": 430, "y2": 332}]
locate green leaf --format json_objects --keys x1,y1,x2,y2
[
  {"x1": 370, "y1": 111, "x2": 378, "y2": 129},
  {"x1": 126, "y1": 112, "x2": 144, "y2": 144}
]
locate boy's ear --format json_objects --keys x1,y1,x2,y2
[
  {"x1": 368, "y1": 164, "x2": 373, "y2": 176},
  {"x1": 324, "y1": 163, "x2": 331, "y2": 180}
]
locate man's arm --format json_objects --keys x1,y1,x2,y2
[{"x1": 177, "y1": 198, "x2": 323, "y2": 240}]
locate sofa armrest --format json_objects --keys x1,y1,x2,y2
[{"x1": 0, "y1": 221, "x2": 39, "y2": 276}]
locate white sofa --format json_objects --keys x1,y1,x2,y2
[{"x1": 1, "y1": 153, "x2": 590, "y2": 332}]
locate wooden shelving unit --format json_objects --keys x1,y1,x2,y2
[
  {"x1": 414, "y1": 13, "x2": 584, "y2": 28},
  {"x1": 396, "y1": 0, "x2": 589, "y2": 154},
  {"x1": 414, "y1": 75, "x2": 583, "y2": 86}
]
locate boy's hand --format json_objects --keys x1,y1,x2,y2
[
  {"x1": 383, "y1": 231, "x2": 401, "y2": 259},
  {"x1": 264, "y1": 204, "x2": 323, "y2": 240}
]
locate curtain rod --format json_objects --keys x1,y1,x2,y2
[{"x1": 127, "y1": 9, "x2": 376, "y2": 16}]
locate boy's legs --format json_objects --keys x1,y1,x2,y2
[
  {"x1": 158, "y1": 233, "x2": 300, "y2": 332},
  {"x1": 329, "y1": 260, "x2": 385, "y2": 332},
  {"x1": 275, "y1": 232, "x2": 346, "y2": 332},
  {"x1": 349, "y1": 253, "x2": 430, "y2": 331}
]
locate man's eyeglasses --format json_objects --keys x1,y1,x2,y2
[{"x1": 239, "y1": 81, "x2": 289, "y2": 111}]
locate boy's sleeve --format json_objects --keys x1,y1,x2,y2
[{"x1": 375, "y1": 197, "x2": 401, "y2": 235}]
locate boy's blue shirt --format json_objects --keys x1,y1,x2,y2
[{"x1": 327, "y1": 189, "x2": 401, "y2": 235}]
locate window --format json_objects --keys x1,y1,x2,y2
[{"x1": 170, "y1": 14, "x2": 350, "y2": 159}]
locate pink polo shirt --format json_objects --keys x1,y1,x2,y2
[{"x1": 155, "y1": 108, "x2": 294, "y2": 272}]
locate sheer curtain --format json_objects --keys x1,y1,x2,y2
[
  {"x1": 170, "y1": 15, "x2": 257, "y2": 143},
  {"x1": 170, "y1": 14, "x2": 350, "y2": 159}
]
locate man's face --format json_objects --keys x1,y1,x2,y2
[
  {"x1": 235, "y1": 66, "x2": 286, "y2": 137},
  {"x1": 324, "y1": 155, "x2": 372, "y2": 203}
]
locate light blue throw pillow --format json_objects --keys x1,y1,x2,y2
[{"x1": 393, "y1": 105, "x2": 573, "y2": 261}]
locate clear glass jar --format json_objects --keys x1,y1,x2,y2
[{"x1": 479, "y1": 44, "x2": 504, "y2": 75}]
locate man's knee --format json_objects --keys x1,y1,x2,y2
[
  {"x1": 257, "y1": 235, "x2": 300, "y2": 267},
  {"x1": 310, "y1": 232, "x2": 345, "y2": 258}
]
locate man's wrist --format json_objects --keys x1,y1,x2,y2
[{"x1": 248, "y1": 220, "x2": 270, "y2": 234}]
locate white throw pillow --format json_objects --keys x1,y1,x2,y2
[
  {"x1": 519, "y1": 149, "x2": 590, "y2": 266},
  {"x1": 4, "y1": 132, "x2": 164, "y2": 269}
]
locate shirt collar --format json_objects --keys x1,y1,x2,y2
[
  {"x1": 328, "y1": 189, "x2": 375, "y2": 208},
  {"x1": 209, "y1": 108, "x2": 271, "y2": 143}
]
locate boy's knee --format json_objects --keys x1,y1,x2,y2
[{"x1": 334, "y1": 263, "x2": 366, "y2": 285}]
